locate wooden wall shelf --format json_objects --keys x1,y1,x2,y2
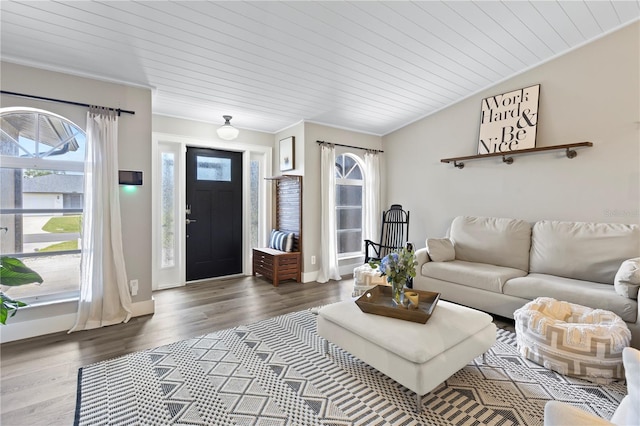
[{"x1": 441, "y1": 142, "x2": 593, "y2": 169}]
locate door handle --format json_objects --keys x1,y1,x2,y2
[{"x1": 186, "y1": 219, "x2": 197, "y2": 224}]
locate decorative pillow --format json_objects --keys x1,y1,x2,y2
[
  {"x1": 426, "y1": 238, "x2": 455, "y2": 262},
  {"x1": 614, "y1": 257, "x2": 640, "y2": 299},
  {"x1": 269, "y1": 229, "x2": 294, "y2": 252}
]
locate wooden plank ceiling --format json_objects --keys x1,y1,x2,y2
[{"x1": 1, "y1": 1, "x2": 638, "y2": 135}]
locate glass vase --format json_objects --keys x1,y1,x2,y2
[{"x1": 391, "y1": 280, "x2": 404, "y2": 305}]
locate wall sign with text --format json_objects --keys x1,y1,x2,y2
[{"x1": 477, "y1": 84, "x2": 540, "y2": 155}]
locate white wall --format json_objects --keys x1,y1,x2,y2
[
  {"x1": 383, "y1": 22, "x2": 640, "y2": 247},
  {"x1": 1, "y1": 61, "x2": 153, "y2": 339},
  {"x1": 274, "y1": 121, "x2": 305, "y2": 178}
]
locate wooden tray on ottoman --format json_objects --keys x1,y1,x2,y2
[{"x1": 355, "y1": 285, "x2": 440, "y2": 324}]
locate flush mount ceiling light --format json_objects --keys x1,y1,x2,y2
[{"x1": 216, "y1": 115, "x2": 239, "y2": 140}]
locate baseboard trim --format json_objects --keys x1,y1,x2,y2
[
  {"x1": 0, "y1": 297, "x2": 156, "y2": 344},
  {"x1": 301, "y1": 271, "x2": 318, "y2": 283},
  {"x1": 0, "y1": 312, "x2": 78, "y2": 344},
  {"x1": 338, "y1": 261, "x2": 360, "y2": 277},
  {"x1": 302, "y1": 261, "x2": 359, "y2": 283},
  {"x1": 131, "y1": 297, "x2": 156, "y2": 317}
]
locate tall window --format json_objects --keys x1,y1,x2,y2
[
  {"x1": 160, "y1": 152, "x2": 175, "y2": 268},
  {"x1": 250, "y1": 159, "x2": 260, "y2": 249},
  {"x1": 335, "y1": 153, "x2": 363, "y2": 257},
  {"x1": 0, "y1": 107, "x2": 85, "y2": 302}
]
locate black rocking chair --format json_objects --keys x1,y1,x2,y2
[{"x1": 364, "y1": 204, "x2": 410, "y2": 263}]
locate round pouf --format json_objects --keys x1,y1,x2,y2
[{"x1": 514, "y1": 297, "x2": 631, "y2": 383}]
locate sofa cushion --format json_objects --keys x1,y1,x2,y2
[
  {"x1": 614, "y1": 258, "x2": 640, "y2": 300},
  {"x1": 426, "y1": 238, "x2": 455, "y2": 262},
  {"x1": 503, "y1": 273, "x2": 638, "y2": 323},
  {"x1": 421, "y1": 260, "x2": 527, "y2": 293},
  {"x1": 530, "y1": 220, "x2": 640, "y2": 284},
  {"x1": 450, "y1": 216, "x2": 532, "y2": 272}
]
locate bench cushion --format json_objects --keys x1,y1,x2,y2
[
  {"x1": 254, "y1": 247, "x2": 291, "y2": 256},
  {"x1": 318, "y1": 300, "x2": 493, "y2": 364}
]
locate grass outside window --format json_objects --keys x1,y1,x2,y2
[{"x1": 41, "y1": 215, "x2": 81, "y2": 233}]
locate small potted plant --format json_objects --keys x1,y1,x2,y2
[{"x1": 0, "y1": 256, "x2": 43, "y2": 325}]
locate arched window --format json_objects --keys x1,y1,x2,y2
[
  {"x1": 0, "y1": 107, "x2": 86, "y2": 302},
  {"x1": 335, "y1": 153, "x2": 364, "y2": 257}
]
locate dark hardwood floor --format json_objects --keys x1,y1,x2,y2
[{"x1": 0, "y1": 276, "x2": 354, "y2": 426}]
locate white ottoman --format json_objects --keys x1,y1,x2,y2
[
  {"x1": 317, "y1": 300, "x2": 496, "y2": 412},
  {"x1": 514, "y1": 297, "x2": 632, "y2": 383}
]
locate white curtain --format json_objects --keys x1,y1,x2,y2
[
  {"x1": 69, "y1": 107, "x2": 132, "y2": 333},
  {"x1": 363, "y1": 151, "x2": 381, "y2": 245},
  {"x1": 317, "y1": 144, "x2": 342, "y2": 283}
]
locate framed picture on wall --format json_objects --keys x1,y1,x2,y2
[
  {"x1": 477, "y1": 84, "x2": 540, "y2": 155},
  {"x1": 279, "y1": 136, "x2": 295, "y2": 171}
]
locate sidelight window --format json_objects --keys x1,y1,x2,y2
[{"x1": 160, "y1": 152, "x2": 176, "y2": 268}]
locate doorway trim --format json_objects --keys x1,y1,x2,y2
[{"x1": 152, "y1": 132, "x2": 273, "y2": 290}]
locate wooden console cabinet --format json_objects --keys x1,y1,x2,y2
[{"x1": 252, "y1": 248, "x2": 301, "y2": 287}]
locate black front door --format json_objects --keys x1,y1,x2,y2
[{"x1": 186, "y1": 147, "x2": 243, "y2": 281}]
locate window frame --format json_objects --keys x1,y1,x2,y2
[
  {"x1": 0, "y1": 107, "x2": 85, "y2": 303},
  {"x1": 334, "y1": 152, "x2": 365, "y2": 259}
]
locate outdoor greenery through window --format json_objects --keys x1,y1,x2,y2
[
  {"x1": 0, "y1": 107, "x2": 85, "y2": 302},
  {"x1": 335, "y1": 153, "x2": 363, "y2": 257}
]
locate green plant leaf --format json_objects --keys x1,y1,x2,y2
[
  {"x1": 0, "y1": 257, "x2": 44, "y2": 286},
  {"x1": 1, "y1": 292, "x2": 27, "y2": 306},
  {"x1": 0, "y1": 292, "x2": 29, "y2": 325}
]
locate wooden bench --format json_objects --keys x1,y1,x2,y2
[
  {"x1": 252, "y1": 248, "x2": 301, "y2": 287},
  {"x1": 253, "y1": 175, "x2": 302, "y2": 287}
]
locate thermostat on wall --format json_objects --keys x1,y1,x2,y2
[{"x1": 119, "y1": 170, "x2": 143, "y2": 185}]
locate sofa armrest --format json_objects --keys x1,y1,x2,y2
[
  {"x1": 544, "y1": 401, "x2": 613, "y2": 426},
  {"x1": 415, "y1": 248, "x2": 431, "y2": 270}
]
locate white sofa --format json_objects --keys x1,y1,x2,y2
[{"x1": 413, "y1": 216, "x2": 640, "y2": 349}]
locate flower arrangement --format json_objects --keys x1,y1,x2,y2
[
  {"x1": 371, "y1": 247, "x2": 417, "y2": 304},
  {"x1": 378, "y1": 247, "x2": 417, "y2": 285}
]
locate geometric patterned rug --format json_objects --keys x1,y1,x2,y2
[{"x1": 75, "y1": 308, "x2": 627, "y2": 425}]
